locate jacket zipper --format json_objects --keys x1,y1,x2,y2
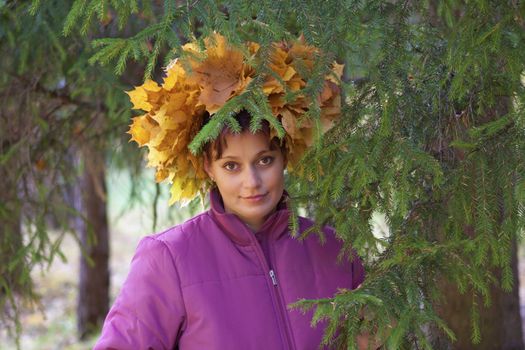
[
  {"x1": 269, "y1": 270, "x2": 277, "y2": 285},
  {"x1": 267, "y1": 243, "x2": 297, "y2": 350},
  {"x1": 251, "y1": 234, "x2": 296, "y2": 350}
]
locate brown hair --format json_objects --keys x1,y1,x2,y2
[{"x1": 203, "y1": 110, "x2": 286, "y2": 161}]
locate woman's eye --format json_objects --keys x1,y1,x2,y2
[
  {"x1": 223, "y1": 162, "x2": 238, "y2": 171},
  {"x1": 259, "y1": 156, "x2": 274, "y2": 166}
]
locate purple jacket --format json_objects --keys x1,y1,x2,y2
[{"x1": 95, "y1": 190, "x2": 365, "y2": 349}]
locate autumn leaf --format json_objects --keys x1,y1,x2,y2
[
  {"x1": 126, "y1": 79, "x2": 163, "y2": 112},
  {"x1": 155, "y1": 168, "x2": 169, "y2": 182},
  {"x1": 128, "y1": 115, "x2": 159, "y2": 146},
  {"x1": 183, "y1": 33, "x2": 252, "y2": 113}
]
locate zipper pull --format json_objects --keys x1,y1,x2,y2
[{"x1": 269, "y1": 270, "x2": 277, "y2": 286}]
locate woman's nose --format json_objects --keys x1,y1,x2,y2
[{"x1": 243, "y1": 166, "x2": 262, "y2": 188}]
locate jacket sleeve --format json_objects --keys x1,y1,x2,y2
[
  {"x1": 94, "y1": 236, "x2": 186, "y2": 350},
  {"x1": 323, "y1": 223, "x2": 366, "y2": 290}
]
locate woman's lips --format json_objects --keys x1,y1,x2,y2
[{"x1": 242, "y1": 193, "x2": 268, "y2": 202}]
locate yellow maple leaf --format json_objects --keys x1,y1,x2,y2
[
  {"x1": 163, "y1": 61, "x2": 187, "y2": 90},
  {"x1": 155, "y1": 168, "x2": 169, "y2": 182},
  {"x1": 126, "y1": 87, "x2": 153, "y2": 112},
  {"x1": 126, "y1": 79, "x2": 164, "y2": 112},
  {"x1": 169, "y1": 177, "x2": 199, "y2": 206},
  {"x1": 152, "y1": 129, "x2": 180, "y2": 153},
  {"x1": 146, "y1": 147, "x2": 170, "y2": 168},
  {"x1": 165, "y1": 92, "x2": 189, "y2": 114},
  {"x1": 128, "y1": 115, "x2": 159, "y2": 146},
  {"x1": 143, "y1": 80, "x2": 162, "y2": 92},
  {"x1": 152, "y1": 106, "x2": 187, "y2": 130}
]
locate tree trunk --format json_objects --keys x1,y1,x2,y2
[
  {"x1": 434, "y1": 237, "x2": 523, "y2": 349},
  {"x1": 430, "y1": 93, "x2": 524, "y2": 348},
  {"x1": 75, "y1": 144, "x2": 110, "y2": 340}
]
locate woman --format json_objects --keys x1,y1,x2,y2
[{"x1": 95, "y1": 34, "x2": 367, "y2": 349}]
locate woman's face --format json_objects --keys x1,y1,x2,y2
[{"x1": 204, "y1": 131, "x2": 286, "y2": 231}]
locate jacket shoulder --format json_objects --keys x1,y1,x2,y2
[{"x1": 146, "y1": 211, "x2": 213, "y2": 261}]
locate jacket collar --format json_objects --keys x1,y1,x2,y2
[{"x1": 208, "y1": 188, "x2": 290, "y2": 246}]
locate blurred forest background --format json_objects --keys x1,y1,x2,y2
[{"x1": 1, "y1": 0, "x2": 525, "y2": 349}]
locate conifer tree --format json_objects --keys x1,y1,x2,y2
[
  {"x1": 0, "y1": 0, "x2": 145, "y2": 344},
  {"x1": 12, "y1": 0, "x2": 525, "y2": 348}
]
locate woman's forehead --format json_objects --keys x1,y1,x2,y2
[{"x1": 218, "y1": 132, "x2": 274, "y2": 159}]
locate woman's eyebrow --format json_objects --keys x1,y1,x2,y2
[
  {"x1": 219, "y1": 149, "x2": 272, "y2": 160},
  {"x1": 219, "y1": 155, "x2": 240, "y2": 160}
]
